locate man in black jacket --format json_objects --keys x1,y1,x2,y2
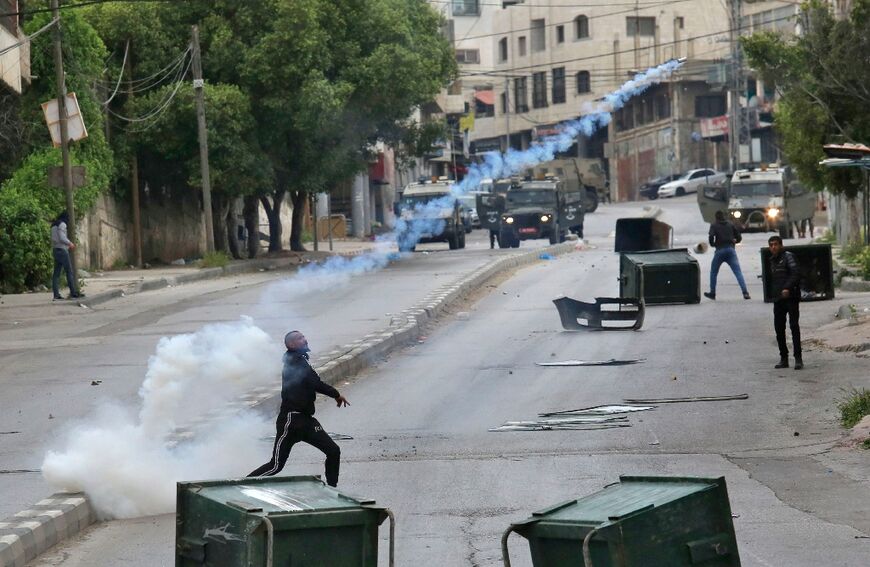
[
  {"x1": 768, "y1": 236, "x2": 803, "y2": 370},
  {"x1": 704, "y1": 210, "x2": 751, "y2": 300},
  {"x1": 249, "y1": 331, "x2": 350, "y2": 485}
]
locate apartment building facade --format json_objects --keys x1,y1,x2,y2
[{"x1": 0, "y1": 0, "x2": 30, "y2": 94}]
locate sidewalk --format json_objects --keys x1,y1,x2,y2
[{"x1": 0, "y1": 239, "x2": 379, "y2": 310}]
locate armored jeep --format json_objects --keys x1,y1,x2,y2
[
  {"x1": 395, "y1": 181, "x2": 467, "y2": 252},
  {"x1": 484, "y1": 178, "x2": 584, "y2": 248},
  {"x1": 697, "y1": 166, "x2": 816, "y2": 238}
]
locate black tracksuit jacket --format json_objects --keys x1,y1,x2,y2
[
  {"x1": 769, "y1": 251, "x2": 801, "y2": 299},
  {"x1": 280, "y1": 350, "x2": 340, "y2": 415}
]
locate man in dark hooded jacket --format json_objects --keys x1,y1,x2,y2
[
  {"x1": 768, "y1": 236, "x2": 803, "y2": 370},
  {"x1": 248, "y1": 331, "x2": 349, "y2": 485},
  {"x1": 704, "y1": 210, "x2": 750, "y2": 300}
]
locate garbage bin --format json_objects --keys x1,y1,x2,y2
[
  {"x1": 503, "y1": 476, "x2": 740, "y2": 567},
  {"x1": 619, "y1": 249, "x2": 700, "y2": 305},
  {"x1": 614, "y1": 218, "x2": 673, "y2": 252},
  {"x1": 176, "y1": 475, "x2": 394, "y2": 567},
  {"x1": 759, "y1": 243, "x2": 834, "y2": 302}
]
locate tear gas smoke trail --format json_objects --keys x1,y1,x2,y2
[
  {"x1": 299, "y1": 59, "x2": 685, "y2": 274},
  {"x1": 42, "y1": 318, "x2": 282, "y2": 519}
]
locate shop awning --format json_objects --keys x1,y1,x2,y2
[{"x1": 474, "y1": 90, "x2": 495, "y2": 106}]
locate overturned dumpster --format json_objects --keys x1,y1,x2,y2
[
  {"x1": 176, "y1": 475, "x2": 394, "y2": 567},
  {"x1": 759, "y1": 243, "x2": 834, "y2": 302},
  {"x1": 502, "y1": 476, "x2": 740, "y2": 567},
  {"x1": 619, "y1": 249, "x2": 700, "y2": 305},
  {"x1": 614, "y1": 218, "x2": 673, "y2": 253}
]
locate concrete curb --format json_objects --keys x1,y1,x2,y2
[
  {"x1": 0, "y1": 241, "x2": 580, "y2": 567},
  {"x1": 840, "y1": 277, "x2": 870, "y2": 293}
]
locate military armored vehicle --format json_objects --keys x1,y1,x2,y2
[
  {"x1": 486, "y1": 177, "x2": 584, "y2": 248},
  {"x1": 697, "y1": 166, "x2": 816, "y2": 238},
  {"x1": 395, "y1": 181, "x2": 467, "y2": 252}
]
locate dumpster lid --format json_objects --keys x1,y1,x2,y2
[
  {"x1": 184, "y1": 476, "x2": 371, "y2": 514},
  {"x1": 532, "y1": 476, "x2": 720, "y2": 525},
  {"x1": 621, "y1": 248, "x2": 695, "y2": 265}
]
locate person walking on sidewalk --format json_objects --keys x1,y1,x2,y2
[
  {"x1": 50, "y1": 212, "x2": 83, "y2": 300},
  {"x1": 768, "y1": 236, "x2": 803, "y2": 369},
  {"x1": 249, "y1": 331, "x2": 350, "y2": 486},
  {"x1": 704, "y1": 210, "x2": 750, "y2": 301}
]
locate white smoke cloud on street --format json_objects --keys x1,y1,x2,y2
[{"x1": 42, "y1": 318, "x2": 281, "y2": 519}]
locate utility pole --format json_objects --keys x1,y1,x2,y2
[
  {"x1": 51, "y1": 0, "x2": 77, "y2": 283},
  {"x1": 125, "y1": 39, "x2": 143, "y2": 267},
  {"x1": 504, "y1": 76, "x2": 511, "y2": 151},
  {"x1": 191, "y1": 25, "x2": 215, "y2": 253},
  {"x1": 728, "y1": 0, "x2": 743, "y2": 173}
]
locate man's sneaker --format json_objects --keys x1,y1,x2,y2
[
  {"x1": 775, "y1": 358, "x2": 789, "y2": 369},
  {"x1": 794, "y1": 357, "x2": 804, "y2": 370},
  {"x1": 743, "y1": 291, "x2": 751, "y2": 300},
  {"x1": 703, "y1": 292, "x2": 716, "y2": 300},
  {"x1": 52, "y1": 296, "x2": 64, "y2": 301},
  {"x1": 68, "y1": 292, "x2": 85, "y2": 299}
]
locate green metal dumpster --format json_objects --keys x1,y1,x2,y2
[
  {"x1": 619, "y1": 249, "x2": 700, "y2": 305},
  {"x1": 614, "y1": 218, "x2": 674, "y2": 252},
  {"x1": 759, "y1": 243, "x2": 834, "y2": 303},
  {"x1": 176, "y1": 475, "x2": 394, "y2": 567},
  {"x1": 503, "y1": 476, "x2": 740, "y2": 567}
]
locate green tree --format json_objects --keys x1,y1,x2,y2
[{"x1": 742, "y1": 0, "x2": 870, "y2": 201}]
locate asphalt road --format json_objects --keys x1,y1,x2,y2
[{"x1": 17, "y1": 196, "x2": 870, "y2": 566}]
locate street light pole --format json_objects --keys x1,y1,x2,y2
[{"x1": 50, "y1": 0, "x2": 77, "y2": 283}]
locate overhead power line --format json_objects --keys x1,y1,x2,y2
[
  {"x1": 0, "y1": 16, "x2": 57, "y2": 57},
  {"x1": 0, "y1": 0, "x2": 184, "y2": 19}
]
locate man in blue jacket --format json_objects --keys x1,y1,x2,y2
[
  {"x1": 768, "y1": 236, "x2": 803, "y2": 370},
  {"x1": 249, "y1": 331, "x2": 350, "y2": 485}
]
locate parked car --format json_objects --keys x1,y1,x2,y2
[
  {"x1": 458, "y1": 194, "x2": 481, "y2": 230},
  {"x1": 638, "y1": 173, "x2": 682, "y2": 200},
  {"x1": 658, "y1": 168, "x2": 727, "y2": 198}
]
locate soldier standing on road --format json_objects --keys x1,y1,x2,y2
[
  {"x1": 703, "y1": 210, "x2": 750, "y2": 301},
  {"x1": 768, "y1": 236, "x2": 803, "y2": 370},
  {"x1": 489, "y1": 228, "x2": 499, "y2": 249},
  {"x1": 249, "y1": 331, "x2": 350, "y2": 485},
  {"x1": 50, "y1": 212, "x2": 83, "y2": 301}
]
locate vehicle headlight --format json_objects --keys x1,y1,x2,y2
[
  {"x1": 767, "y1": 208, "x2": 780, "y2": 219},
  {"x1": 540, "y1": 214, "x2": 550, "y2": 222},
  {"x1": 505, "y1": 216, "x2": 514, "y2": 224},
  {"x1": 732, "y1": 210, "x2": 742, "y2": 219}
]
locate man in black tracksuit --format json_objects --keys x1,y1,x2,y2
[
  {"x1": 248, "y1": 331, "x2": 349, "y2": 485},
  {"x1": 768, "y1": 236, "x2": 803, "y2": 370}
]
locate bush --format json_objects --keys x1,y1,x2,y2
[
  {"x1": 0, "y1": 190, "x2": 52, "y2": 292},
  {"x1": 838, "y1": 388, "x2": 870, "y2": 429},
  {"x1": 199, "y1": 251, "x2": 230, "y2": 269}
]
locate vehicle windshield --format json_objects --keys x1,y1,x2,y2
[
  {"x1": 458, "y1": 196, "x2": 476, "y2": 209},
  {"x1": 507, "y1": 190, "x2": 556, "y2": 206},
  {"x1": 400, "y1": 194, "x2": 450, "y2": 208},
  {"x1": 731, "y1": 182, "x2": 782, "y2": 198}
]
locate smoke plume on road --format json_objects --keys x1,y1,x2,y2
[{"x1": 42, "y1": 318, "x2": 281, "y2": 519}]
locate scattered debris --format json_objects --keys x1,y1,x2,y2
[
  {"x1": 90, "y1": 380, "x2": 102, "y2": 386},
  {"x1": 0, "y1": 469, "x2": 40, "y2": 474},
  {"x1": 731, "y1": 513, "x2": 741, "y2": 519},
  {"x1": 48, "y1": 414, "x2": 54, "y2": 419},
  {"x1": 539, "y1": 253, "x2": 554, "y2": 260},
  {"x1": 538, "y1": 405, "x2": 655, "y2": 417},
  {"x1": 0, "y1": 431, "x2": 20, "y2": 435},
  {"x1": 794, "y1": 431, "x2": 800, "y2": 436},
  {"x1": 553, "y1": 296, "x2": 645, "y2": 331},
  {"x1": 489, "y1": 422, "x2": 630, "y2": 432},
  {"x1": 536, "y1": 358, "x2": 644, "y2": 367},
  {"x1": 623, "y1": 394, "x2": 749, "y2": 404},
  {"x1": 171, "y1": 258, "x2": 186, "y2": 266},
  {"x1": 456, "y1": 311, "x2": 470, "y2": 321}
]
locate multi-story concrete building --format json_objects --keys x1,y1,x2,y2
[
  {"x1": 0, "y1": 0, "x2": 30, "y2": 94},
  {"x1": 438, "y1": 0, "x2": 804, "y2": 201}
]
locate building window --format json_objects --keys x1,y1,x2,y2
[
  {"x1": 655, "y1": 92, "x2": 671, "y2": 120},
  {"x1": 501, "y1": 91, "x2": 507, "y2": 114},
  {"x1": 514, "y1": 77, "x2": 528, "y2": 113},
  {"x1": 455, "y1": 49, "x2": 480, "y2": 64},
  {"x1": 675, "y1": 16, "x2": 685, "y2": 29},
  {"x1": 452, "y1": 0, "x2": 479, "y2": 16},
  {"x1": 574, "y1": 15, "x2": 589, "y2": 39},
  {"x1": 498, "y1": 37, "x2": 508, "y2": 62},
  {"x1": 532, "y1": 71, "x2": 548, "y2": 108},
  {"x1": 626, "y1": 16, "x2": 656, "y2": 36},
  {"x1": 531, "y1": 19, "x2": 546, "y2": 52},
  {"x1": 556, "y1": 25, "x2": 565, "y2": 44},
  {"x1": 695, "y1": 95, "x2": 727, "y2": 118},
  {"x1": 518, "y1": 36, "x2": 527, "y2": 57},
  {"x1": 552, "y1": 68, "x2": 566, "y2": 104},
  {"x1": 575, "y1": 71, "x2": 590, "y2": 94}
]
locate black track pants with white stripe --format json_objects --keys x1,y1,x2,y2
[{"x1": 248, "y1": 410, "x2": 341, "y2": 486}]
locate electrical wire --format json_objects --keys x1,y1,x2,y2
[
  {"x1": 107, "y1": 48, "x2": 191, "y2": 129},
  {"x1": 0, "y1": 0, "x2": 185, "y2": 19},
  {"x1": 0, "y1": 16, "x2": 58, "y2": 57},
  {"x1": 97, "y1": 45, "x2": 191, "y2": 95},
  {"x1": 100, "y1": 39, "x2": 129, "y2": 106}
]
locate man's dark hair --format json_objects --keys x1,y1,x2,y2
[
  {"x1": 715, "y1": 210, "x2": 725, "y2": 221},
  {"x1": 768, "y1": 235, "x2": 783, "y2": 245}
]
